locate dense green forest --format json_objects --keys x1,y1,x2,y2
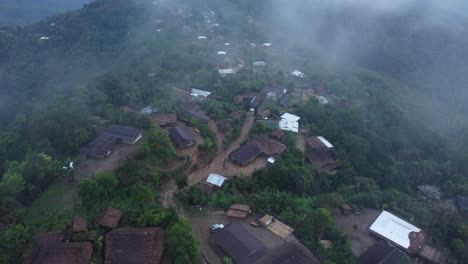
[{"x1": 0, "y1": 0, "x2": 467, "y2": 263}]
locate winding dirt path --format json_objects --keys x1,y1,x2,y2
[{"x1": 160, "y1": 113, "x2": 255, "y2": 208}]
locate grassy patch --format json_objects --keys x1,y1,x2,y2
[{"x1": 25, "y1": 181, "x2": 75, "y2": 232}]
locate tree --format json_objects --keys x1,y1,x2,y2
[
  {"x1": 166, "y1": 217, "x2": 201, "y2": 264},
  {"x1": 175, "y1": 175, "x2": 188, "y2": 191},
  {"x1": 0, "y1": 224, "x2": 32, "y2": 263},
  {"x1": 223, "y1": 256, "x2": 233, "y2": 264},
  {"x1": 1, "y1": 171, "x2": 23, "y2": 194}
]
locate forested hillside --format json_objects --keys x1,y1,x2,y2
[
  {"x1": 0, "y1": 0, "x2": 91, "y2": 26},
  {"x1": 0, "y1": 0, "x2": 467, "y2": 263}
]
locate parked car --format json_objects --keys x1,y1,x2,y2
[{"x1": 210, "y1": 224, "x2": 224, "y2": 233}]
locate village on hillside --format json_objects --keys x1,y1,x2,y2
[{"x1": 17, "y1": 2, "x2": 468, "y2": 264}]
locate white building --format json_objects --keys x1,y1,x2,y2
[
  {"x1": 191, "y1": 88, "x2": 211, "y2": 98},
  {"x1": 279, "y1": 113, "x2": 300, "y2": 133},
  {"x1": 218, "y1": 69, "x2": 235, "y2": 75},
  {"x1": 197, "y1": 36, "x2": 207, "y2": 40},
  {"x1": 317, "y1": 96, "x2": 329, "y2": 105},
  {"x1": 252, "y1": 61, "x2": 266, "y2": 67},
  {"x1": 206, "y1": 173, "x2": 227, "y2": 187},
  {"x1": 217, "y1": 51, "x2": 227, "y2": 55},
  {"x1": 291, "y1": 70, "x2": 305, "y2": 78},
  {"x1": 370, "y1": 211, "x2": 422, "y2": 251}
]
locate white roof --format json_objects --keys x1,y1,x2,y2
[
  {"x1": 224, "y1": 42, "x2": 231, "y2": 46},
  {"x1": 317, "y1": 96, "x2": 329, "y2": 105},
  {"x1": 252, "y1": 61, "x2": 266, "y2": 67},
  {"x1": 218, "y1": 69, "x2": 235, "y2": 75},
  {"x1": 281, "y1": 113, "x2": 300, "y2": 122},
  {"x1": 267, "y1": 157, "x2": 276, "y2": 164},
  {"x1": 262, "y1": 43, "x2": 272, "y2": 47},
  {"x1": 217, "y1": 51, "x2": 227, "y2": 55},
  {"x1": 317, "y1": 136, "x2": 334, "y2": 148},
  {"x1": 191, "y1": 89, "x2": 211, "y2": 98},
  {"x1": 370, "y1": 211, "x2": 421, "y2": 249},
  {"x1": 40, "y1": 36, "x2": 50, "y2": 40},
  {"x1": 279, "y1": 119, "x2": 299, "y2": 133},
  {"x1": 291, "y1": 70, "x2": 305, "y2": 78},
  {"x1": 197, "y1": 36, "x2": 207, "y2": 39},
  {"x1": 206, "y1": 174, "x2": 227, "y2": 187}
]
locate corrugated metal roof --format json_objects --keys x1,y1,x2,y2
[
  {"x1": 279, "y1": 119, "x2": 299, "y2": 133},
  {"x1": 190, "y1": 88, "x2": 211, "y2": 98},
  {"x1": 206, "y1": 174, "x2": 227, "y2": 187},
  {"x1": 281, "y1": 113, "x2": 300, "y2": 121},
  {"x1": 370, "y1": 211, "x2": 421, "y2": 250},
  {"x1": 317, "y1": 136, "x2": 334, "y2": 148},
  {"x1": 218, "y1": 69, "x2": 235, "y2": 75}
]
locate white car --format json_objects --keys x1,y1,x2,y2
[{"x1": 210, "y1": 224, "x2": 224, "y2": 233}]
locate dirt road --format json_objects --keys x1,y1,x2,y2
[{"x1": 160, "y1": 113, "x2": 256, "y2": 206}]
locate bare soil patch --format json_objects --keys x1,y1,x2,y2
[{"x1": 333, "y1": 209, "x2": 380, "y2": 256}]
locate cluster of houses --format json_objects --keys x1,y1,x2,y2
[
  {"x1": 228, "y1": 135, "x2": 287, "y2": 167},
  {"x1": 210, "y1": 204, "x2": 320, "y2": 264},
  {"x1": 29, "y1": 208, "x2": 166, "y2": 264},
  {"x1": 360, "y1": 210, "x2": 444, "y2": 264}
]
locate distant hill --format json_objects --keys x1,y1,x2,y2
[{"x1": 0, "y1": 0, "x2": 91, "y2": 26}]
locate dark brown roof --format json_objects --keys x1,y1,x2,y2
[
  {"x1": 30, "y1": 242, "x2": 93, "y2": 264},
  {"x1": 250, "y1": 136, "x2": 287, "y2": 156},
  {"x1": 229, "y1": 111, "x2": 244, "y2": 120},
  {"x1": 305, "y1": 137, "x2": 328, "y2": 150},
  {"x1": 227, "y1": 204, "x2": 252, "y2": 218},
  {"x1": 256, "y1": 242, "x2": 320, "y2": 264},
  {"x1": 72, "y1": 217, "x2": 88, "y2": 233},
  {"x1": 186, "y1": 109, "x2": 209, "y2": 123},
  {"x1": 258, "y1": 109, "x2": 271, "y2": 118},
  {"x1": 79, "y1": 133, "x2": 117, "y2": 158},
  {"x1": 95, "y1": 208, "x2": 122, "y2": 229},
  {"x1": 418, "y1": 245, "x2": 443, "y2": 264},
  {"x1": 270, "y1": 129, "x2": 285, "y2": 140},
  {"x1": 211, "y1": 222, "x2": 267, "y2": 264},
  {"x1": 150, "y1": 113, "x2": 177, "y2": 126},
  {"x1": 304, "y1": 148, "x2": 337, "y2": 174},
  {"x1": 105, "y1": 227, "x2": 165, "y2": 264},
  {"x1": 169, "y1": 126, "x2": 195, "y2": 148},
  {"x1": 408, "y1": 231, "x2": 426, "y2": 254},
  {"x1": 358, "y1": 240, "x2": 405, "y2": 264},
  {"x1": 229, "y1": 144, "x2": 262, "y2": 166},
  {"x1": 104, "y1": 125, "x2": 142, "y2": 143}
]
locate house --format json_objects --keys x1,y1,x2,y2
[
  {"x1": 456, "y1": 195, "x2": 468, "y2": 210},
  {"x1": 140, "y1": 105, "x2": 159, "y2": 115},
  {"x1": 197, "y1": 36, "x2": 207, "y2": 40},
  {"x1": 267, "y1": 157, "x2": 276, "y2": 164},
  {"x1": 258, "y1": 109, "x2": 271, "y2": 119},
  {"x1": 317, "y1": 96, "x2": 329, "y2": 105},
  {"x1": 418, "y1": 245, "x2": 443, "y2": 264},
  {"x1": 184, "y1": 109, "x2": 210, "y2": 124},
  {"x1": 279, "y1": 113, "x2": 300, "y2": 133},
  {"x1": 229, "y1": 111, "x2": 244, "y2": 120},
  {"x1": 259, "y1": 214, "x2": 273, "y2": 227},
  {"x1": 219, "y1": 68, "x2": 235, "y2": 75},
  {"x1": 340, "y1": 204, "x2": 352, "y2": 215},
  {"x1": 169, "y1": 126, "x2": 195, "y2": 148},
  {"x1": 306, "y1": 136, "x2": 334, "y2": 150},
  {"x1": 29, "y1": 242, "x2": 93, "y2": 264},
  {"x1": 103, "y1": 125, "x2": 143, "y2": 145},
  {"x1": 358, "y1": 240, "x2": 406, "y2": 264},
  {"x1": 255, "y1": 242, "x2": 320, "y2": 264},
  {"x1": 270, "y1": 129, "x2": 285, "y2": 140},
  {"x1": 191, "y1": 88, "x2": 211, "y2": 98},
  {"x1": 250, "y1": 96, "x2": 263, "y2": 111},
  {"x1": 211, "y1": 222, "x2": 267, "y2": 264},
  {"x1": 206, "y1": 173, "x2": 227, "y2": 188},
  {"x1": 71, "y1": 216, "x2": 88, "y2": 233},
  {"x1": 217, "y1": 51, "x2": 227, "y2": 55},
  {"x1": 369, "y1": 211, "x2": 426, "y2": 254},
  {"x1": 105, "y1": 227, "x2": 165, "y2": 264},
  {"x1": 227, "y1": 204, "x2": 252, "y2": 218},
  {"x1": 266, "y1": 91, "x2": 277, "y2": 101},
  {"x1": 267, "y1": 219, "x2": 294, "y2": 240},
  {"x1": 95, "y1": 207, "x2": 122, "y2": 230},
  {"x1": 229, "y1": 143, "x2": 263, "y2": 166},
  {"x1": 79, "y1": 133, "x2": 117, "y2": 158},
  {"x1": 150, "y1": 113, "x2": 177, "y2": 127},
  {"x1": 278, "y1": 96, "x2": 289, "y2": 107},
  {"x1": 250, "y1": 136, "x2": 287, "y2": 156},
  {"x1": 291, "y1": 70, "x2": 305, "y2": 78},
  {"x1": 252, "y1": 61, "x2": 266, "y2": 67},
  {"x1": 304, "y1": 148, "x2": 337, "y2": 174}
]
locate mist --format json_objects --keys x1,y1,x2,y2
[{"x1": 257, "y1": 0, "x2": 468, "y2": 136}]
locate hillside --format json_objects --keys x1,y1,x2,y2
[
  {"x1": 0, "y1": 0, "x2": 91, "y2": 26},
  {"x1": 0, "y1": 0, "x2": 467, "y2": 263}
]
